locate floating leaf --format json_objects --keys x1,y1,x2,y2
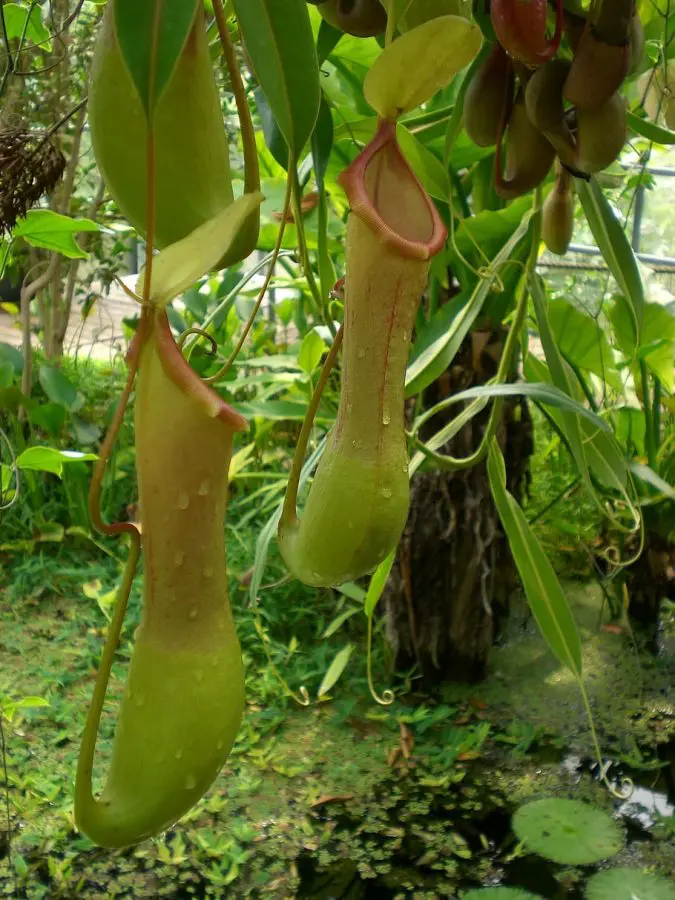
[
  {"x1": 136, "y1": 193, "x2": 264, "y2": 306},
  {"x1": 513, "y1": 799, "x2": 623, "y2": 865},
  {"x1": 364, "y1": 16, "x2": 481, "y2": 119},
  {"x1": 318, "y1": 644, "x2": 354, "y2": 697},
  {"x1": 585, "y1": 867, "x2": 675, "y2": 900}
]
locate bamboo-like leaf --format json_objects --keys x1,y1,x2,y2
[
  {"x1": 114, "y1": 0, "x2": 199, "y2": 115},
  {"x1": 364, "y1": 550, "x2": 396, "y2": 619},
  {"x1": 318, "y1": 644, "x2": 354, "y2": 697},
  {"x1": 234, "y1": 0, "x2": 321, "y2": 156},
  {"x1": 136, "y1": 193, "x2": 264, "y2": 306},
  {"x1": 577, "y1": 178, "x2": 644, "y2": 344},
  {"x1": 364, "y1": 16, "x2": 481, "y2": 119},
  {"x1": 487, "y1": 439, "x2": 583, "y2": 677},
  {"x1": 405, "y1": 210, "x2": 533, "y2": 396},
  {"x1": 627, "y1": 110, "x2": 675, "y2": 145}
]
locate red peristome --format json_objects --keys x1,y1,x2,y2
[
  {"x1": 491, "y1": 0, "x2": 563, "y2": 66},
  {"x1": 338, "y1": 120, "x2": 446, "y2": 261},
  {"x1": 153, "y1": 311, "x2": 248, "y2": 432}
]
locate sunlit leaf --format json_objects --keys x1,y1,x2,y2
[
  {"x1": 317, "y1": 644, "x2": 354, "y2": 697},
  {"x1": 13, "y1": 211, "x2": 99, "y2": 259},
  {"x1": 136, "y1": 193, "x2": 264, "y2": 307},
  {"x1": 364, "y1": 16, "x2": 481, "y2": 119}
]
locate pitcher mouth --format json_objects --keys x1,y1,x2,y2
[{"x1": 337, "y1": 119, "x2": 447, "y2": 260}]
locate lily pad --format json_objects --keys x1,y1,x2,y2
[
  {"x1": 586, "y1": 868, "x2": 675, "y2": 900},
  {"x1": 464, "y1": 889, "x2": 542, "y2": 899},
  {"x1": 513, "y1": 798, "x2": 623, "y2": 865}
]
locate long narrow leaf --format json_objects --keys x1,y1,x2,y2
[
  {"x1": 577, "y1": 177, "x2": 644, "y2": 344},
  {"x1": 487, "y1": 440, "x2": 583, "y2": 677}
]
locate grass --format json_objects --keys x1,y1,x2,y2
[{"x1": 2, "y1": 531, "x2": 675, "y2": 897}]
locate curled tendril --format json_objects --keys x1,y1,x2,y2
[
  {"x1": 0, "y1": 427, "x2": 19, "y2": 511},
  {"x1": 113, "y1": 274, "x2": 145, "y2": 307},
  {"x1": 366, "y1": 616, "x2": 395, "y2": 707},
  {"x1": 177, "y1": 327, "x2": 218, "y2": 357},
  {"x1": 597, "y1": 760, "x2": 635, "y2": 801},
  {"x1": 252, "y1": 617, "x2": 311, "y2": 707}
]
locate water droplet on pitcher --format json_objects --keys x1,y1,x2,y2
[
  {"x1": 134, "y1": 693, "x2": 146, "y2": 708},
  {"x1": 202, "y1": 565, "x2": 214, "y2": 579},
  {"x1": 357, "y1": 348, "x2": 366, "y2": 360},
  {"x1": 174, "y1": 549, "x2": 185, "y2": 567},
  {"x1": 381, "y1": 487, "x2": 393, "y2": 499},
  {"x1": 189, "y1": 608, "x2": 198, "y2": 620},
  {"x1": 346, "y1": 402, "x2": 353, "y2": 415},
  {"x1": 175, "y1": 748, "x2": 184, "y2": 760},
  {"x1": 402, "y1": 330, "x2": 409, "y2": 343},
  {"x1": 195, "y1": 670, "x2": 205, "y2": 683},
  {"x1": 216, "y1": 739, "x2": 225, "y2": 751},
  {"x1": 185, "y1": 774, "x2": 197, "y2": 791},
  {"x1": 198, "y1": 479, "x2": 211, "y2": 496},
  {"x1": 177, "y1": 491, "x2": 190, "y2": 510},
  {"x1": 382, "y1": 410, "x2": 391, "y2": 426}
]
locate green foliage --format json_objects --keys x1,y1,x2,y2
[{"x1": 513, "y1": 798, "x2": 624, "y2": 865}]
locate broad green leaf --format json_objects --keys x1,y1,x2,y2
[
  {"x1": 136, "y1": 193, "x2": 264, "y2": 306},
  {"x1": 234, "y1": 0, "x2": 321, "y2": 156},
  {"x1": 0, "y1": 360, "x2": 13, "y2": 388},
  {"x1": 364, "y1": 16, "x2": 481, "y2": 119},
  {"x1": 627, "y1": 109, "x2": 675, "y2": 144},
  {"x1": 487, "y1": 440, "x2": 583, "y2": 676},
  {"x1": 609, "y1": 296, "x2": 675, "y2": 390},
  {"x1": 397, "y1": 124, "x2": 450, "y2": 200},
  {"x1": 298, "y1": 329, "x2": 327, "y2": 374},
  {"x1": 586, "y1": 867, "x2": 675, "y2": 900},
  {"x1": 546, "y1": 299, "x2": 622, "y2": 392},
  {"x1": 113, "y1": 0, "x2": 199, "y2": 115},
  {"x1": 16, "y1": 447, "x2": 97, "y2": 478},
  {"x1": 3, "y1": 3, "x2": 51, "y2": 47},
  {"x1": 38, "y1": 364, "x2": 77, "y2": 409},
  {"x1": 364, "y1": 550, "x2": 396, "y2": 618},
  {"x1": 317, "y1": 644, "x2": 354, "y2": 697},
  {"x1": 577, "y1": 178, "x2": 644, "y2": 344},
  {"x1": 13, "y1": 210, "x2": 99, "y2": 259},
  {"x1": 513, "y1": 798, "x2": 622, "y2": 865}
]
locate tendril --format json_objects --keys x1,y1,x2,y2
[
  {"x1": 366, "y1": 616, "x2": 395, "y2": 706},
  {"x1": 0, "y1": 427, "x2": 19, "y2": 511},
  {"x1": 177, "y1": 327, "x2": 218, "y2": 357}
]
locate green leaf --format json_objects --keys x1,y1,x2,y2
[
  {"x1": 609, "y1": 297, "x2": 675, "y2": 390},
  {"x1": 513, "y1": 798, "x2": 623, "y2": 865},
  {"x1": 0, "y1": 360, "x2": 13, "y2": 388},
  {"x1": 405, "y1": 209, "x2": 533, "y2": 396},
  {"x1": 322, "y1": 608, "x2": 360, "y2": 638},
  {"x1": 3, "y1": 3, "x2": 51, "y2": 47},
  {"x1": 0, "y1": 342, "x2": 23, "y2": 375},
  {"x1": 13, "y1": 210, "x2": 99, "y2": 259},
  {"x1": 113, "y1": 0, "x2": 199, "y2": 115},
  {"x1": 487, "y1": 440, "x2": 583, "y2": 676},
  {"x1": 38, "y1": 365, "x2": 77, "y2": 409},
  {"x1": 136, "y1": 193, "x2": 264, "y2": 306},
  {"x1": 16, "y1": 447, "x2": 97, "y2": 478},
  {"x1": 297, "y1": 329, "x2": 327, "y2": 374},
  {"x1": 364, "y1": 550, "x2": 396, "y2": 618},
  {"x1": 546, "y1": 299, "x2": 622, "y2": 392},
  {"x1": 586, "y1": 867, "x2": 675, "y2": 900},
  {"x1": 629, "y1": 462, "x2": 675, "y2": 500},
  {"x1": 234, "y1": 0, "x2": 321, "y2": 156},
  {"x1": 317, "y1": 644, "x2": 354, "y2": 697},
  {"x1": 627, "y1": 109, "x2": 675, "y2": 144},
  {"x1": 364, "y1": 16, "x2": 481, "y2": 118},
  {"x1": 577, "y1": 178, "x2": 644, "y2": 344},
  {"x1": 397, "y1": 123, "x2": 450, "y2": 200}
]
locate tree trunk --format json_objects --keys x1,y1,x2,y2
[{"x1": 384, "y1": 328, "x2": 533, "y2": 685}]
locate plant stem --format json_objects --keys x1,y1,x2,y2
[
  {"x1": 281, "y1": 325, "x2": 344, "y2": 527},
  {"x1": 639, "y1": 360, "x2": 657, "y2": 470}
]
